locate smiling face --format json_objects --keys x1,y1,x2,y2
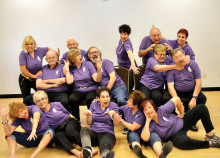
[
  {"x1": 88, "y1": 47, "x2": 101, "y2": 63},
  {"x1": 172, "y1": 50, "x2": 186, "y2": 66},
  {"x1": 35, "y1": 95, "x2": 49, "y2": 110},
  {"x1": 16, "y1": 108, "x2": 29, "y2": 120},
  {"x1": 177, "y1": 33, "x2": 187, "y2": 46},
  {"x1": 46, "y1": 50, "x2": 58, "y2": 67},
  {"x1": 25, "y1": 41, "x2": 35, "y2": 53},
  {"x1": 143, "y1": 102, "x2": 156, "y2": 119},
  {"x1": 67, "y1": 39, "x2": 79, "y2": 50},
  {"x1": 99, "y1": 91, "x2": 110, "y2": 108},
  {"x1": 120, "y1": 32, "x2": 129, "y2": 42}
]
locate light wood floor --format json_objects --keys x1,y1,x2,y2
[{"x1": 0, "y1": 91, "x2": 220, "y2": 158}]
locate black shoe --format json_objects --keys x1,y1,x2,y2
[
  {"x1": 83, "y1": 146, "x2": 92, "y2": 158},
  {"x1": 122, "y1": 127, "x2": 129, "y2": 134},
  {"x1": 159, "y1": 141, "x2": 173, "y2": 158},
  {"x1": 106, "y1": 151, "x2": 115, "y2": 158},
  {"x1": 190, "y1": 125, "x2": 198, "y2": 132}
]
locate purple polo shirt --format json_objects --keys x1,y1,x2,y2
[
  {"x1": 69, "y1": 61, "x2": 98, "y2": 93},
  {"x1": 37, "y1": 64, "x2": 69, "y2": 92},
  {"x1": 167, "y1": 60, "x2": 201, "y2": 92},
  {"x1": 140, "y1": 57, "x2": 173, "y2": 90},
  {"x1": 119, "y1": 105, "x2": 146, "y2": 135},
  {"x1": 11, "y1": 105, "x2": 50, "y2": 136},
  {"x1": 42, "y1": 102, "x2": 70, "y2": 130},
  {"x1": 149, "y1": 100, "x2": 183, "y2": 140},
  {"x1": 139, "y1": 36, "x2": 172, "y2": 65},
  {"x1": 168, "y1": 40, "x2": 195, "y2": 61},
  {"x1": 19, "y1": 47, "x2": 48, "y2": 75},
  {"x1": 98, "y1": 59, "x2": 124, "y2": 88},
  {"x1": 90, "y1": 101, "x2": 119, "y2": 136},
  {"x1": 116, "y1": 38, "x2": 137, "y2": 69},
  {"x1": 60, "y1": 49, "x2": 87, "y2": 64}
]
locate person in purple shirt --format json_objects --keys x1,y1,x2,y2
[
  {"x1": 80, "y1": 87, "x2": 120, "y2": 158},
  {"x1": 19, "y1": 35, "x2": 53, "y2": 99},
  {"x1": 0, "y1": 102, "x2": 54, "y2": 158},
  {"x1": 64, "y1": 48, "x2": 102, "y2": 120},
  {"x1": 23, "y1": 50, "x2": 70, "y2": 111},
  {"x1": 164, "y1": 28, "x2": 195, "y2": 61},
  {"x1": 164, "y1": 48, "x2": 207, "y2": 131},
  {"x1": 87, "y1": 46, "x2": 128, "y2": 107},
  {"x1": 60, "y1": 38, "x2": 87, "y2": 64},
  {"x1": 137, "y1": 44, "x2": 184, "y2": 107},
  {"x1": 116, "y1": 24, "x2": 140, "y2": 92},
  {"x1": 33, "y1": 90, "x2": 98, "y2": 158},
  {"x1": 141, "y1": 97, "x2": 220, "y2": 150},
  {"x1": 138, "y1": 26, "x2": 172, "y2": 65}
]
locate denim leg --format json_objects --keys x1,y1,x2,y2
[
  {"x1": 127, "y1": 131, "x2": 141, "y2": 149},
  {"x1": 148, "y1": 132, "x2": 162, "y2": 147},
  {"x1": 111, "y1": 84, "x2": 128, "y2": 107}
]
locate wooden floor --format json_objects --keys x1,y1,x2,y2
[{"x1": 0, "y1": 91, "x2": 220, "y2": 158}]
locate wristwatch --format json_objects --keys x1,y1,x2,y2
[{"x1": 192, "y1": 96, "x2": 198, "y2": 99}]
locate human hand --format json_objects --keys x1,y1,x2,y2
[
  {"x1": 129, "y1": 65, "x2": 140, "y2": 74},
  {"x1": 83, "y1": 110, "x2": 94, "y2": 117},
  {"x1": 148, "y1": 44, "x2": 156, "y2": 51},
  {"x1": 96, "y1": 60, "x2": 102, "y2": 70},
  {"x1": 105, "y1": 110, "x2": 115, "y2": 120},
  {"x1": 92, "y1": 98, "x2": 99, "y2": 103},
  {"x1": 163, "y1": 43, "x2": 173, "y2": 51},
  {"x1": 178, "y1": 113, "x2": 184, "y2": 118},
  {"x1": 0, "y1": 106, "x2": 9, "y2": 121},
  {"x1": 55, "y1": 48, "x2": 60, "y2": 57},
  {"x1": 63, "y1": 60, "x2": 70, "y2": 75},
  {"x1": 27, "y1": 129, "x2": 37, "y2": 141},
  {"x1": 189, "y1": 98, "x2": 196, "y2": 109}
]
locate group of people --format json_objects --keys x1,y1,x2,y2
[{"x1": 0, "y1": 24, "x2": 219, "y2": 158}]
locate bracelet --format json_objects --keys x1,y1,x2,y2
[{"x1": 2, "y1": 120, "x2": 8, "y2": 124}]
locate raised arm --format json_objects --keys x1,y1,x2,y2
[
  {"x1": 170, "y1": 97, "x2": 184, "y2": 118},
  {"x1": 138, "y1": 44, "x2": 156, "y2": 57},
  {"x1": 92, "y1": 61, "x2": 102, "y2": 82},
  {"x1": 63, "y1": 60, "x2": 74, "y2": 85},
  {"x1": 141, "y1": 116, "x2": 151, "y2": 142}
]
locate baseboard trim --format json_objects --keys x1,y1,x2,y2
[{"x1": 202, "y1": 87, "x2": 220, "y2": 91}]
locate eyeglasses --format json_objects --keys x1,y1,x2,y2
[
  {"x1": 36, "y1": 97, "x2": 47, "y2": 104},
  {"x1": 89, "y1": 51, "x2": 99, "y2": 55},
  {"x1": 155, "y1": 53, "x2": 166, "y2": 57},
  {"x1": 173, "y1": 55, "x2": 184, "y2": 60}
]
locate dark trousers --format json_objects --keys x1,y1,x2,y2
[
  {"x1": 136, "y1": 83, "x2": 164, "y2": 107},
  {"x1": 163, "y1": 90, "x2": 207, "y2": 112},
  {"x1": 19, "y1": 74, "x2": 37, "y2": 99},
  {"x1": 69, "y1": 90, "x2": 96, "y2": 120},
  {"x1": 129, "y1": 71, "x2": 134, "y2": 93},
  {"x1": 80, "y1": 127, "x2": 116, "y2": 154},
  {"x1": 23, "y1": 92, "x2": 69, "y2": 109},
  {"x1": 170, "y1": 104, "x2": 213, "y2": 150},
  {"x1": 55, "y1": 118, "x2": 82, "y2": 151}
]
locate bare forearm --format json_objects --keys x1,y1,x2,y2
[
  {"x1": 86, "y1": 115, "x2": 92, "y2": 125},
  {"x1": 43, "y1": 78, "x2": 65, "y2": 84},
  {"x1": 138, "y1": 48, "x2": 150, "y2": 57},
  {"x1": 141, "y1": 121, "x2": 150, "y2": 141},
  {"x1": 36, "y1": 82, "x2": 57, "y2": 89},
  {"x1": 20, "y1": 67, "x2": 36, "y2": 78},
  {"x1": 127, "y1": 51, "x2": 136, "y2": 66},
  {"x1": 66, "y1": 72, "x2": 74, "y2": 84},
  {"x1": 154, "y1": 65, "x2": 176, "y2": 72}
]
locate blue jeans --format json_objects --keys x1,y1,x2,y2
[
  {"x1": 9, "y1": 128, "x2": 55, "y2": 147},
  {"x1": 148, "y1": 132, "x2": 162, "y2": 147},
  {"x1": 111, "y1": 84, "x2": 128, "y2": 107}
]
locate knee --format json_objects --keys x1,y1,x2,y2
[
  {"x1": 69, "y1": 95, "x2": 79, "y2": 103},
  {"x1": 116, "y1": 97, "x2": 127, "y2": 107}
]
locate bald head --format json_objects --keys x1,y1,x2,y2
[
  {"x1": 150, "y1": 27, "x2": 162, "y2": 44},
  {"x1": 46, "y1": 50, "x2": 58, "y2": 66},
  {"x1": 67, "y1": 38, "x2": 79, "y2": 50}
]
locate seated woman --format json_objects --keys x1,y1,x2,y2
[
  {"x1": 63, "y1": 48, "x2": 102, "y2": 120},
  {"x1": 0, "y1": 102, "x2": 54, "y2": 158},
  {"x1": 141, "y1": 97, "x2": 220, "y2": 150},
  {"x1": 120, "y1": 90, "x2": 173, "y2": 158},
  {"x1": 80, "y1": 87, "x2": 120, "y2": 158},
  {"x1": 136, "y1": 44, "x2": 183, "y2": 107}
]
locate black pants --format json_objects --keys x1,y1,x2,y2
[
  {"x1": 170, "y1": 104, "x2": 213, "y2": 150},
  {"x1": 163, "y1": 90, "x2": 207, "y2": 112},
  {"x1": 69, "y1": 90, "x2": 96, "y2": 120},
  {"x1": 23, "y1": 92, "x2": 69, "y2": 110},
  {"x1": 55, "y1": 118, "x2": 82, "y2": 152},
  {"x1": 129, "y1": 71, "x2": 134, "y2": 93},
  {"x1": 80, "y1": 127, "x2": 116, "y2": 155},
  {"x1": 136, "y1": 83, "x2": 164, "y2": 107},
  {"x1": 19, "y1": 74, "x2": 37, "y2": 99}
]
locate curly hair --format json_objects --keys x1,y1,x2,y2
[
  {"x1": 96, "y1": 87, "x2": 111, "y2": 98},
  {"x1": 119, "y1": 24, "x2": 131, "y2": 35},
  {"x1": 129, "y1": 90, "x2": 146, "y2": 108},
  {"x1": 8, "y1": 102, "x2": 28, "y2": 121}
]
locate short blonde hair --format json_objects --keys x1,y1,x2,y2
[
  {"x1": 67, "y1": 48, "x2": 81, "y2": 64},
  {"x1": 22, "y1": 35, "x2": 37, "y2": 53},
  {"x1": 154, "y1": 44, "x2": 166, "y2": 54},
  {"x1": 33, "y1": 91, "x2": 48, "y2": 104},
  {"x1": 9, "y1": 102, "x2": 27, "y2": 121}
]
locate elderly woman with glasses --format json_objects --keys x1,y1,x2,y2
[
  {"x1": 19, "y1": 35, "x2": 55, "y2": 99},
  {"x1": 33, "y1": 90, "x2": 97, "y2": 158},
  {"x1": 0, "y1": 102, "x2": 54, "y2": 158},
  {"x1": 136, "y1": 44, "x2": 184, "y2": 107},
  {"x1": 63, "y1": 48, "x2": 102, "y2": 120}
]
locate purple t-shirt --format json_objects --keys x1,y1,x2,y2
[
  {"x1": 139, "y1": 36, "x2": 172, "y2": 65},
  {"x1": 98, "y1": 59, "x2": 124, "y2": 88},
  {"x1": 90, "y1": 101, "x2": 119, "y2": 136},
  {"x1": 69, "y1": 61, "x2": 98, "y2": 93},
  {"x1": 167, "y1": 60, "x2": 201, "y2": 92},
  {"x1": 140, "y1": 57, "x2": 173, "y2": 90},
  {"x1": 41, "y1": 102, "x2": 70, "y2": 130},
  {"x1": 168, "y1": 40, "x2": 195, "y2": 61},
  {"x1": 60, "y1": 49, "x2": 87, "y2": 64},
  {"x1": 149, "y1": 100, "x2": 183, "y2": 140},
  {"x1": 37, "y1": 64, "x2": 69, "y2": 92},
  {"x1": 11, "y1": 105, "x2": 50, "y2": 136},
  {"x1": 19, "y1": 47, "x2": 48, "y2": 75},
  {"x1": 119, "y1": 105, "x2": 146, "y2": 135},
  {"x1": 116, "y1": 38, "x2": 137, "y2": 69}
]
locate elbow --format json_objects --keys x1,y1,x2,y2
[
  {"x1": 138, "y1": 51, "x2": 143, "y2": 57},
  {"x1": 153, "y1": 66, "x2": 160, "y2": 72}
]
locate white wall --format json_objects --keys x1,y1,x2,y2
[{"x1": 0, "y1": 0, "x2": 220, "y2": 94}]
